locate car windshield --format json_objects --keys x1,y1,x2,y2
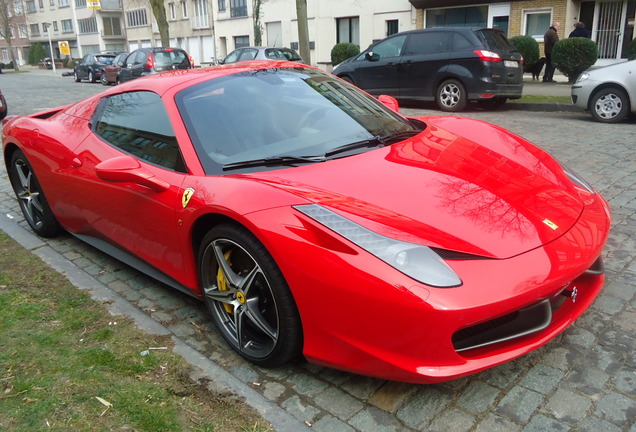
[
  {"x1": 176, "y1": 67, "x2": 419, "y2": 174},
  {"x1": 154, "y1": 50, "x2": 188, "y2": 67},
  {"x1": 96, "y1": 55, "x2": 115, "y2": 64}
]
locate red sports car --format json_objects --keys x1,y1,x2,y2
[{"x1": 1, "y1": 62, "x2": 610, "y2": 384}]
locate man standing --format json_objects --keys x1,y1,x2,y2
[{"x1": 543, "y1": 21, "x2": 560, "y2": 82}]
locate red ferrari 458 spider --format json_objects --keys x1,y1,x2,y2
[{"x1": 2, "y1": 61, "x2": 610, "y2": 383}]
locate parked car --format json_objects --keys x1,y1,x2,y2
[
  {"x1": 0, "y1": 89, "x2": 7, "y2": 119},
  {"x1": 118, "y1": 47, "x2": 193, "y2": 83},
  {"x1": 221, "y1": 46, "x2": 302, "y2": 64},
  {"x1": 101, "y1": 52, "x2": 128, "y2": 85},
  {"x1": 571, "y1": 59, "x2": 636, "y2": 123},
  {"x1": 2, "y1": 61, "x2": 610, "y2": 384},
  {"x1": 332, "y1": 27, "x2": 524, "y2": 112},
  {"x1": 74, "y1": 52, "x2": 119, "y2": 83}
]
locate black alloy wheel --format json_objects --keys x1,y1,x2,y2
[{"x1": 9, "y1": 150, "x2": 62, "y2": 237}]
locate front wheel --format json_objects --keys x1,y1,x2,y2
[
  {"x1": 101, "y1": 73, "x2": 109, "y2": 85},
  {"x1": 9, "y1": 150, "x2": 62, "y2": 237},
  {"x1": 88, "y1": 71, "x2": 95, "y2": 83},
  {"x1": 436, "y1": 79, "x2": 467, "y2": 112},
  {"x1": 74, "y1": 71, "x2": 81, "y2": 82},
  {"x1": 590, "y1": 87, "x2": 629, "y2": 123},
  {"x1": 198, "y1": 224, "x2": 302, "y2": 367}
]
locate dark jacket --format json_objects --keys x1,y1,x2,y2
[
  {"x1": 569, "y1": 28, "x2": 591, "y2": 38},
  {"x1": 544, "y1": 27, "x2": 559, "y2": 55}
]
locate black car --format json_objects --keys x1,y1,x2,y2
[
  {"x1": 0, "y1": 89, "x2": 7, "y2": 120},
  {"x1": 332, "y1": 27, "x2": 524, "y2": 112},
  {"x1": 118, "y1": 47, "x2": 193, "y2": 83},
  {"x1": 74, "y1": 52, "x2": 119, "y2": 83}
]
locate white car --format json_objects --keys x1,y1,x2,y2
[{"x1": 571, "y1": 60, "x2": 636, "y2": 123}]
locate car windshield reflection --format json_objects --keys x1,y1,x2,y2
[{"x1": 176, "y1": 67, "x2": 419, "y2": 174}]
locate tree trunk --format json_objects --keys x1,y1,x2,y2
[
  {"x1": 295, "y1": 0, "x2": 310, "y2": 64},
  {"x1": 149, "y1": 0, "x2": 170, "y2": 47}
]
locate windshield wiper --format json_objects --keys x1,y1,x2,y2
[
  {"x1": 223, "y1": 155, "x2": 326, "y2": 171},
  {"x1": 325, "y1": 130, "x2": 420, "y2": 158}
]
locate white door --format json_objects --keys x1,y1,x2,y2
[{"x1": 267, "y1": 21, "x2": 282, "y2": 47}]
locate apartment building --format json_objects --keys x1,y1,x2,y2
[{"x1": 1, "y1": 0, "x2": 634, "y2": 67}]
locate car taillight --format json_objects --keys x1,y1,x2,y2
[
  {"x1": 474, "y1": 50, "x2": 502, "y2": 62},
  {"x1": 145, "y1": 53, "x2": 154, "y2": 69}
]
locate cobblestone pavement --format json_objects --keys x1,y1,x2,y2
[{"x1": 1, "y1": 71, "x2": 635, "y2": 431}]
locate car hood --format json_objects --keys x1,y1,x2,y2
[{"x1": 242, "y1": 117, "x2": 584, "y2": 259}]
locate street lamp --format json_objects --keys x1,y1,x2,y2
[{"x1": 44, "y1": 23, "x2": 57, "y2": 75}]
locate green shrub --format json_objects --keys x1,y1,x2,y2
[
  {"x1": 628, "y1": 38, "x2": 636, "y2": 61},
  {"x1": 552, "y1": 38, "x2": 598, "y2": 82},
  {"x1": 509, "y1": 35, "x2": 540, "y2": 71},
  {"x1": 28, "y1": 43, "x2": 46, "y2": 65},
  {"x1": 331, "y1": 43, "x2": 360, "y2": 66}
]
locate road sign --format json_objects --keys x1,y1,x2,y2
[{"x1": 58, "y1": 41, "x2": 71, "y2": 56}]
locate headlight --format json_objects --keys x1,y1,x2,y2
[
  {"x1": 294, "y1": 204, "x2": 462, "y2": 288},
  {"x1": 576, "y1": 73, "x2": 590, "y2": 83},
  {"x1": 561, "y1": 163, "x2": 595, "y2": 194}
]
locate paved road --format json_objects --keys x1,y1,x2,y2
[{"x1": 1, "y1": 71, "x2": 635, "y2": 432}]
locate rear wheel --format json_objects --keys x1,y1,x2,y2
[
  {"x1": 590, "y1": 87, "x2": 629, "y2": 123},
  {"x1": 101, "y1": 73, "x2": 109, "y2": 85},
  {"x1": 74, "y1": 71, "x2": 81, "y2": 82},
  {"x1": 198, "y1": 223, "x2": 302, "y2": 367},
  {"x1": 9, "y1": 150, "x2": 62, "y2": 237},
  {"x1": 88, "y1": 71, "x2": 95, "y2": 83},
  {"x1": 436, "y1": 79, "x2": 467, "y2": 112}
]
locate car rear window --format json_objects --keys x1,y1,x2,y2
[
  {"x1": 476, "y1": 30, "x2": 514, "y2": 52},
  {"x1": 154, "y1": 50, "x2": 189, "y2": 67},
  {"x1": 281, "y1": 49, "x2": 302, "y2": 61},
  {"x1": 265, "y1": 49, "x2": 287, "y2": 60},
  {"x1": 96, "y1": 55, "x2": 115, "y2": 64}
]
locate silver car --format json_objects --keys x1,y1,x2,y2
[
  {"x1": 571, "y1": 60, "x2": 636, "y2": 123},
  {"x1": 221, "y1": 47, "x2": 303, "y2": 64}
]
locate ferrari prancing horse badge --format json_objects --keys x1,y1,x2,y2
[{"x1": 182, "y1": 188, "x2": 195, "y2": 208}]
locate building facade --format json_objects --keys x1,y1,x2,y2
[{"x1": 0, "y1": 0, "x2": 634, "y2": 67}]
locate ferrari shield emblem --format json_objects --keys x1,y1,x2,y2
[{"x1": 182, "y1": 188, "x2": 195, "y2": 208}]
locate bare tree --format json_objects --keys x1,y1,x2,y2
[
  {"x1": 0, "y1": 0, "x2": 20, "y2": 70},
  {"x1": 148, "y1": 0, "x2": 169, "y2": 47},
  {"x1": 253, "y1": 0, "x2": 262, "y2": 46},
  {"x1": 295, "y1": 0, "x2": 310, "y2": 64}
]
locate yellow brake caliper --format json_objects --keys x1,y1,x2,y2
[{"x1": 217, "y1": 250, "x2": 234, "y2": 314}]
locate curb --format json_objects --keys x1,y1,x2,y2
[{"x1": 0, "y1": 214, "x2": 312, "y2": 432}]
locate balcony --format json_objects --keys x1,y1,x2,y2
[{"x1": 100, "y1": 0, "x2": 122, "y2": 11}]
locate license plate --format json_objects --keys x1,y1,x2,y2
[{"x1": 504, "y1": 60, "x2": 518, "y2": 68}]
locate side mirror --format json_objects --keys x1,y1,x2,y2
[
  {"x1": 365, "y1": 52, "x2": 380, "y2": 62},
  {"x1": 117, "y1": 60, "x2": 125, "y2": 67},
  {"x1": 95, "y1": 155, "x2": 170, "y2": 192},
  {"x1": 378, "y1": 95, "x2": 399, "y2": 113}
]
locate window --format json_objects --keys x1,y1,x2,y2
[
  {"x1": 26, "y1": 0, "x2": 36, "y2": 12},
  {"x1": 404, "y1": 32, "x2": 452, "y2": 55},
  {"x1": 368, "y1": 34, "x2": 406, "y2": 59},
  {"x1": 127, "y1": 9, "x2": 148, "y2": 27},
  {"x1": 59, "y1": 0, "x2": 69, "y2": 6},
  {"x1": 234, "y1": 35, "x2": 249, "y2": 48},
  {"x1": 218, "y1": 0, "x2": 225, "y2": 11},
  {"x1": 337, "y1": 17, "x2": 360, "y2": 46},
  {"x1": 181, "y1": 1, "x2": 188, "y2": 18},
  {"x1": 426, "y1": 6, "x2": 487, "y2": 28},
  {"x1": 1, "y1": 48, "x2": 8, "y2": 62},
  {"x1": 524, "y1": 10, "x2": 551, "y2": 40},
  {"x1": 53, "y1": 21, "x2": 58, "y2": 31},
  {"x1": 50, "y1": 0, "x2": 55, "y2": 7},
  {"x1": 78, "y1": 17, "x2": 98, "y2": 33},
  {"x1": 94, "y1": 92, "x2": 183, "y2": 171},
  {"x1": 62, "y1": 19, "x2": 73, "y2": 32},
  {"x1": 102, "y1": 17, "x2": 121, "y2": 35},
  {"x1": 230, "y1": 0, "x2": 246, "y2": 17},
  {"x1": 19, "y1": 24, "x2": 28, "y2": 38},
  {"x1": 30, "y1": 23, "x2": 40, "y2": 36},
  {"x1": 193, "y1": 0, "x2": 209, "y2": 28},
  {"x1": 169, "y1": 2, "x2": 175, "y2": 20},
  {"x1": 43, "y1": 22, "x2": 49, "y2": 33},
  {"x1": 14, "y1": 1, "x2": 24, "y2": 14},
  {"x1": 386, "y1": 19, "x2": 398, "y2": 36},
  {"x1": 38, "y1": 0, "x2": 43, "y2": 9},
  {"x1": 75, "y1": 0, "x2": 86, "y2": 7}
]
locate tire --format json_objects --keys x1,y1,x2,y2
[
  {"x1": 590, "y1": 87, "x2": 629, "y2": 123},
  {"x1": 9, "y1": 150, "x2": 62, "y2": 238},
  {"x1": 101, "y1": 73, "x2": 109, "y2": 85},
  {"x1": 478, "y1": 97, "x2": 507, "y2": 110},
  {"x1": 198, "y1": 223, "x2": 302, "y2": 367},
  {"x1": 436, "y1": 79, "x2": 467, "y2": 112},
  {"x1": 88, "y1": 71, "x2": 95, "y2": 83},
  {"x1": 74, "y1": 71, "x2": 81, "y2": 82}
]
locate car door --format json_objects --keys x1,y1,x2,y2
[
  {"x1": 77, "y1": 54, "x2": 91, "y2": 79},
  {"x1": 118, "y1": 51, "x2": 137, "y2": 82},
  {"x1": 68, "y1": 90, "x2": 190, "y2": 285},
  {"x1": 400, "y1": 31, "x2": 453, "y2": 100},
  {"x1": 355, "y1": 34, "x2": 408, "y2": 96}
]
